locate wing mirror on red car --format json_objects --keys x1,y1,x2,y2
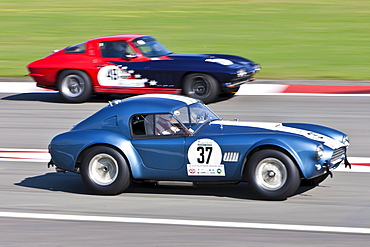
[{"x1": 124, "y1": 53, "x2": 138, "y2": 60}]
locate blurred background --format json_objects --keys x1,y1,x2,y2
[
  {"x1": 1, "y1": 2, "x2": 370, "y2": 246},
  {"x1": 1, "y1": 0, "x2": 369, "y2": 79}
]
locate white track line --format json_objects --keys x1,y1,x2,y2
[
  {"x1": 0, "y1": 211, "x2": 369, "y2": 234},
  {"x1": 236, "y1": 84, "x2": 370, "y2": 96},
  {"x1": 2, "y1": 82, "x2": 370, "y2": 97},
  {"x1": 0, "y1": 148, "x2": 50, "y2": 162},
  {"x1": 0, "y1": 82, "x2": 53, "y2": 93},
  {"x1": 236, "y1": 84, "x2": 289, "y2": 95}
]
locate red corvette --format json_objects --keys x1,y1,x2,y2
[{"x1": 27, "y1": 34, "x2": 260, "y2": 103}]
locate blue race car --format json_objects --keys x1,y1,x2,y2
[{"x1": 48, "y1": 94, "x2": 351, "y2": 200}]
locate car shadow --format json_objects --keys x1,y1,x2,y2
[
  {"x1": 15, "y1": 172, "x2": 317, "y2": 200},
  {"x1": 1, "y1": 93, "x2": 62, "y2": 103},
  {"x1": 15, "y1": 172, "x2": 92, "y2": 194},
  {"x1": 1, "y1": 93, "x2": 133, "y2": 103},
  {"x1": 127, "y1": 183, "x2": 317, "y2": 201}
]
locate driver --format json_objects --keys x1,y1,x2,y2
[
  {"x1": 155, "y1": 114, "x2": 180, "y2": 135},
  {"x1": 104, "y1": 41, "x2": 128, "y2": 58},
  {"x1": 113, "y1": 42, "x2": 126, "y2": 52}
]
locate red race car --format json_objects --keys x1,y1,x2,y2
[{"x1": 27, "y1": 34, "x2": 260, "y2": 103}]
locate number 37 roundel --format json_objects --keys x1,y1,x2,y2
[{"x1": 187, "y1": 139, "x2": 225, "y2": 176}]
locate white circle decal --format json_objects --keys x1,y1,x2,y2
[
  {"x1": 188, "y1": 138, "x2": 222, "y2": 165},
  {"x1": 97, "y1": 65, "x2": 130, "y2": 86},
  {"x1": 187, "y1": 139, "x2": 225, "y2": 176}
]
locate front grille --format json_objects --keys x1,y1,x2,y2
[
  {"x1": 231, "y1": 72, "x2": 254, "y2": 82},
  {"x1": 331, "y1": 147, "x2": 346, "y2": 165}
]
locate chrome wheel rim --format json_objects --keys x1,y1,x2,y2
[
  {"x1": 88, "y1": 154, "x2": 118, "y2": 186},
  {"x1": 61, "y1": 74, "x2": 85, "y2": 98},
  {"x1": 255, "y1": 158, "x2": 287, "y2": 190},
  {"x1": 190, "y1": 77, "x2": 208, "y2": 96}
]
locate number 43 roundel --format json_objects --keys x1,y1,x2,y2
[{"x1": 187, "y1": 138, "x2": 225, "y2": 176}]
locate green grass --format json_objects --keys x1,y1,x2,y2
[{"x1": 1, "y1": 0, "x2": 370, "y2": 79}]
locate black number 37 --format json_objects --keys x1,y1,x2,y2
[{"x1": 197, "y1": 146, "x2": 213, "y2": 164}]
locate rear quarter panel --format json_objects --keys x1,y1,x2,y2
[
  {"x1": 28, "y1": 50, "x2": 99, "y2": 87},
  {"x1": 49, "y1": 129, "x2": 144, "y2": 174}
]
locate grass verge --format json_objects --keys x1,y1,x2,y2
[{"x1": 1, "y1": 0, "x2": 369, "y2": 80}]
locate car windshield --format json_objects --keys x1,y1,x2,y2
[
  {"x1": 132, "y1": 36, "x2": 172, "y2": 58},
  {"x1": 174, "y1": 103, "x2": 220, "y2": 134}
]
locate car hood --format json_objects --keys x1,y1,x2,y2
[
  {"x1": 167, "y1": 54, "x2": 259, "y2": 70},
  {"x1": 208, "y1": 120, "x2": 345, "y2": 149}
]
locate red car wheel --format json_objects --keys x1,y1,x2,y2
[{"x1": 58, "y1": 70, "x2": 92, "y2": 103}]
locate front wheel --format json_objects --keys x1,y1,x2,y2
[
  {"x1": 58, "y1": 70, "x2": 92, "y2": 103},
  {"x1": 182, "y1": 73, "x2": 219, "y2": 103},
  {"x1": 81, "y1": 146, "x2": 131, "y2": 195},
  {"x1": 246, "y1": 149, "x2": 301, "y2": 200}
]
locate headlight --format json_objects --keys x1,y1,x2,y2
[
  {"x1": 316, "y1": 144, "x2": 324, "y2": 160},
  {"x1": 342, "y1": 135, "x2": 350, "y2": 147},
  {"x1": 253, "y1": 64, "x2": 261, "y2": 72},
  {"x1": 237, "y1": 69, "x2": 247, "y2": 77}
]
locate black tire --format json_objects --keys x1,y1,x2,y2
[
  {"x1": 246, "y1": 149, "x2": 300, "y2": 200},
  {"x1": 80, "y1": 146, "x2": 131, "y2": 195},
  {"x1": 58, "y1": 70, "x2": 92, "y2": 103},
  {"x1": 182, "y1": 73, "x2": 219, "y2": 103}
]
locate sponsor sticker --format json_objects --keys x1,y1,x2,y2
[{"x1": 97, "y1": 65, "x2": 148, "y2": 87}]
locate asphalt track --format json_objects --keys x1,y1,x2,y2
[{"x1": 1, "y1": 80, "x2": 370, "y2": 246}]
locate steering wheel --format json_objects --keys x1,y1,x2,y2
[{"x1": 196, "y1": 112, "x2": 208, "y2": 123}]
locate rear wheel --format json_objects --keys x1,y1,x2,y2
[
  {"x1": 81, "y1": 146, "x2": 130, "y2": 195},
  {"x1": 246, "y1": 149, "x2": 300, "y2": 200},
  {"x1": 58, "y1": 70, "x2": 92, "y2": 103},
  {"x1": 182, "y1": 73, "x2": 219, "y2": 103}
]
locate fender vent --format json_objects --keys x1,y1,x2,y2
[{"x1": 223, "y1": 152, "x2": 239, "y2": 162}]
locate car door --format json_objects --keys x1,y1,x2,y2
[
  {"x1": 97, "y1": 40, "x2": 178, "y2": 88},
  {"x1": 97, "y1": 40, "x2": 151, "y2": 87},
  {"x1": 130, "y1": 113, "x2": 186, "y2": 170}
]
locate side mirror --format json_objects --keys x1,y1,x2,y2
[{"x1": 124, "y1": 53, "x2": 138, "y2": 60}]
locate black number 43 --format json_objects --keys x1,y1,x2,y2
[{"x1": 197, "y1": 146, "x2": 213, "y2": 164}]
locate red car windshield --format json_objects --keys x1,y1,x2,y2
[{"x1": 132, "y1": 36, "x2": 172, "y2": 58}]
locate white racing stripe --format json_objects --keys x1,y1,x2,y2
[
  {"x1": 0, "y1": 211, "x2": 369, "y2": 234},
  {"x1": 135, "y1": 93, "x2": 198, "y2": 105},
  {"x1": 211, "y1": 120, "x2": 344, "y2": 149}
]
